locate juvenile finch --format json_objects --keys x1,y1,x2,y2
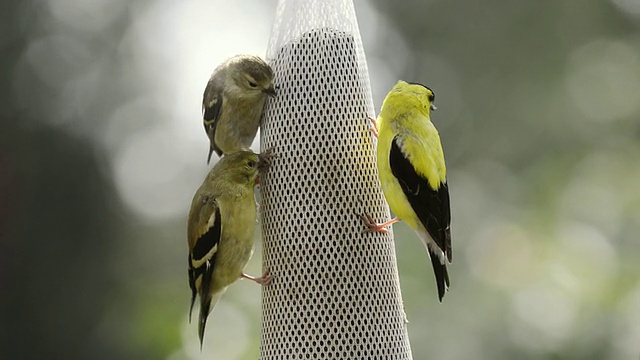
[
  {"x1": 202, "y1": 55, "x2": 276, "y2": 163},
  {"x1": 362, "y1": 81, "x2": 452, "y2": 301},
  {"x1": 187, "y1": 150, "x2": 273, "y2": 347}
]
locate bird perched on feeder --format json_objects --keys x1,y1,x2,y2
[
  {"x1": 187, "y1": 150, "x2": 274, "y2": 347},
  {"x1": 202, "y1": 55, "x2": 276, "y2": 163},
  {"x1": 362, "y1": 80, "x2": 452, "y2": 302}
]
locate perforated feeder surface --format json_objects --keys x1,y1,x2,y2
[{"x1": 259, "y1": 1, "x2": 413, "y2": 358}]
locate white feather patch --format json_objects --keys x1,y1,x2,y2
[{"x1": 416, "y1": 229, "x2": 446, "y2": 265}]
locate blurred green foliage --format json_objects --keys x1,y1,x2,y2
[{"x1": 1, "y1": 0, "x2": 639, "y2": 359}]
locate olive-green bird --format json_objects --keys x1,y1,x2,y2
[
  {"x1": 187, "y1": 150, "x2": 273, "y2": 347},
  {"x1": 203, "y1": 55, "x2": 276, "y2": 163}
]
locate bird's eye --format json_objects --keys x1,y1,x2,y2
[
  {"x1": 248, "y1": 81, "x2": 258, "y2": 88},
  {"x1": 247, "y1": 160, "x2": 257, "y2": 168}
]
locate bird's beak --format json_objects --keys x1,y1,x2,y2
[
  {"x1": 257, "y1": 148, "x2": 275, "y2": 172},
  {"x1": 430, "y1": 103, "x2": 437, "y2": 111},
  {"x1": 263, "y1": 85, "x2": 276, "y2": 97}
]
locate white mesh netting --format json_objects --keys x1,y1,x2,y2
[{"x1": 259, "y1": 0, "x2": 413, "y2": 358}]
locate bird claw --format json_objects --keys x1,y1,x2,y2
[
  {"x1": 359, "y1": 214, "x2": 392, "y2": 234},
  {"x1": 242, "y1": 269, "x2": 273, "y2": 286},
  {"x1": 368, "y1": 117, "x2": 379, "y2": 138}
]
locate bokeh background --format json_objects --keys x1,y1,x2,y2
[{"x1": 2, "y1": 0, "x2": 640, "y2": 359}]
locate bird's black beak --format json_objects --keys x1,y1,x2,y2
[
  {"x1": 430, "y1": 103, "x2": 437, "y2": 111},
  {"x1": 263, "y1": 85, "x2": 276, "y2": 97}
]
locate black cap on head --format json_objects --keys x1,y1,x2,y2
[{"x1": 408, "y1": 82, "x2": 435, "y2": 102}]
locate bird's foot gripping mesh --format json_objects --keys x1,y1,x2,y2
[{"x1": 259, "y1": 1, "x2": 413, "y2": 358}]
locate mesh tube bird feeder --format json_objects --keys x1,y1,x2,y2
[{"x1": 259, "y1": 0, "x2": 413, "y2": 358}]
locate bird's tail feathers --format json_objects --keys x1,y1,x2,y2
[
  {"x1": 428, "y1": 246, "x2": 450, "y2": 302},
  {"x1": 207, "y1": 146, "x2": 215, "y2": 165},
  {"x1": 189, "y1": 290, "x2": 196, "y2": 323},
  {"x1": 188, "y1": 254, "x2": 197, "y2": 323},
  {"x1": 198, "y1": 289, "x2": 226, "y2": 348},
  {"x1": 445, "y1": 228, "x2": 452, "y2": 263},
  {"x1": 415, "y1": 230, "x2": 450, "y2": 300},
  {"x1": 425, "y1": 236, "x2": 446, "y2": 265},
  {"x1": 197, "y1": 260, "x2": 214, "y2": 348}
]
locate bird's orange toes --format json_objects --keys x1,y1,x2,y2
[
  {"x1": 242, "y1": 270, "x2": 273, "y2": 286},
  {"x1": 368, "y1": 117, "x2": 379, "y2": 138},
  {"x1": 359, "y1": 214, "x2": 399, "y2": 234}
]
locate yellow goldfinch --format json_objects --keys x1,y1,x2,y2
[
  {"x1": 187, "y1": 150, "x2": 273, "y2": 347},
  {"x1": 363, "y1": 81, "x2": 452, "y2": 301},
  {"x1": 202, "y1": 55, "x2": 276, "y2": 164}
]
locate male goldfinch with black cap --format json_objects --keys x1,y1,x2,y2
[{"x1": 362, "y1": 80, "x2": 452, "y2": 301}]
